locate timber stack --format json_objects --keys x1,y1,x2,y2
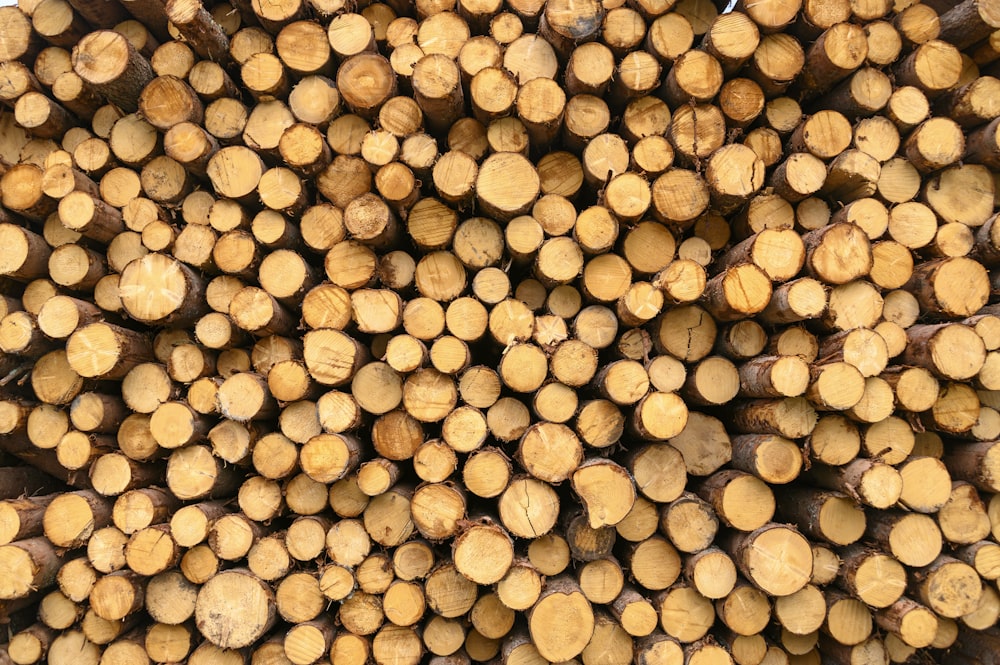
[{"x1": 2, "y1": 0, "x2": 1000, "y2": 663}]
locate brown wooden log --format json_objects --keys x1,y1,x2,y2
[
  {"x1": 747, "y1": 33, "x2": 804, "y2": 96},
  {"x1": 0, "y1": 538, "x2": 65, "y2": 600},
  {"x1": 938, "y1": 0, "x2": 1000, "y2": 50},
  {"x1": 194, "y1": 568, "x2": 276, "y2": 649},
  {"x1": 71, "y1": 30, "x2": 153, "y2": 114},
  {"x1": 9, "y1": 2, "x2": 1000, "y2": 662}
]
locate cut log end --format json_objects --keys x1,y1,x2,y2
[{"x1": 195, "y1": 569, "x2": 276, "y2": 649}]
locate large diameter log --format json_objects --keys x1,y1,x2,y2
[
  {"x1": 912, "y1": 556, "x2": 983, "y2": 619},
  {"x1": 571, "y1": 458, "x2": 635, "y2": 528},
  {"x1": 196, "y1": 568, "x2": 276, "y2": 648},
  {"x1": 943, "y1": 440, "x2": 1000, "y2": 493},
  {"x1": 527, "y1": 576, "x2": 595, "y2": 662},
  {"x1": 0, "y1": 537, "x2": 64, "y2": 600},
  {"x1": 937, "y1": 0, "x2": 1000, "y2": 50},
  {"x1": 71, "y1": 30, "x2": 153, "y2": 113},
  {"x1": 0, "y1": 7, "x2": 41, "y2": 64},
  {"x1": 475, "y1": 152, "x2": 540, "y2": 221},
  {"x1": 901, "y1": 323, "x2": 986, "y2": 381},
  {"x1": 0, "y1": 224, "x2": 51, "y2": 282},
  {"x1": 803, "y1": 222, "x2": 873, "y2": 285},
  {"x1": 728, "y1": 524, "x2": 813, "y2": 597},
  {"x1": 65, "y1": 323, "x2": 153, "y2": 380},
  {"x1": 905, "y1": 258, "x2": 990, "y2": 319}
]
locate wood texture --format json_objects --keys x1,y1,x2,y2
[{"x1": 0, "y1": 2, "x2": 998, "y2": 663}]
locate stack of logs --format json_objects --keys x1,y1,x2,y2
[{"x1": 2, "y1": 0, "x2": 1000, "y2": 662}]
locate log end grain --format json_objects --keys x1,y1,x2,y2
[{"x1": 195, "y1": 569, "x2": 276, "y2": 649}]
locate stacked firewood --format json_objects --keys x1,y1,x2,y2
[{"x1": 1, "y1": 0, "x2": 1000, "y2": 662}]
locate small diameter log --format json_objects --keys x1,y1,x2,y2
[
  {"x1": 166, "y1": 444, "x2": 241, "y2": 501},
  {"x1": 809, "y1": 458, "x2": 902, "y2": 510},
  {"x1": 207, "y1": 146, "x2": 267, "y2": 206},
  {"x1": 0, "y1": 454, "x2": 59, "y2": 497},
  {"x1": 0, "y1": 7, "x2": 41, "y2": 64},
  {"x1": 701, "y1": 264, "x2": 772, "y2": 322},
  {"x1": 773, "y1": 583, "x2": 826, "y2": 638},
  {"x1": 7, "y1": 624, "x2": 57, "y2": 664},
  {"x1": 729, "y1": 433, "x2": 802, "y2": 486},
  {"x1": 1, "y1": 311, "x2": 57, "y2": 357},
  {"x1": 802, "y1": 389, "x2": 858, "y2": 454},
  {"x1": 0, "y1": 493, "x2": 56, "y2": 545},
  {"x1": 1, "y1": 166, "x2": 58, "y2": 223},
  {"x1": 943, "y1": 440, "x2": 1000, "y2": 493},
  {"x1": 837, "y1": 545, "x2": 907, "y2": 609},
  {"x1": 738, "y1": 355, "x2": 810, "y2": 398},
  {"x1": 138, "y1": 75, "x2": 204, "y2": 132},
  {"x1": 14, "y1": 92, "x2": 75, "y2": 140},
  {"x1": 716, "y1": 581, "x2": 771, "y2": 636},
  {"x1": 704, "y1": 144, "x2": 764, "y2": 214},
  {"x1": 697, "y1": 470, "x2": 775, "y2": 533},
  {"x1": 894, "y1": 39, "x2": 962, "y2": 97},
  {"x1": 796, "y1": 22, "x2": 869, "y2": 97},
  {"x1": 732, "y1": 397, "x2": 817, "y2": 439},
  {"x1": 164, "y1": 0, "x2": 230, "y2": 63},
  {"x1": 937, "y1": 483, "x2": 992, "y2": 547},
  {"x1": 626, "y1": 443, "x2": 686, "y2": 505},
  {"x1": 865, "y1": 510, "x2": 943, "y2": 570},
  {"x1": 0, "y1": 225, "x2": 52, "y2": 282},
  {"x1": 57, "y1": 191, "x2": 124, "y2": 244}
]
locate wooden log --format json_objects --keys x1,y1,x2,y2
[
  {"x1": 911, "y1": 556, "x2": 983, "y2": 620},
  {"x1": 747, "y1": 33, "x2": 804, "y2": 96},
  {"x1": 194, "y1": 568, "x2": 276, "y2": 649},
  {"x1": 803, "y1": 222, "x2": 873, "y2": 285},
  {"x1": 938, "y1": 0, "x2": 1000, "y2": 50},
  {"x1": 71, "y1": 30, "x2": 153, "y2": 113},
  {"x1": 65, "y1": 323, "x2": 152, "y2": 380},
  {"x1": 0, "y1": 538, "x2": 64, "y2": 600}
]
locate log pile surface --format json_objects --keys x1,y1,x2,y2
[{"x1": 2, "y1": 0, "x2": 1000, "y2": 663}]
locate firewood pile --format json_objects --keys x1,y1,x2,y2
[{"x1": 2, "y1": 0, "x2": 1000, "y2": 662}]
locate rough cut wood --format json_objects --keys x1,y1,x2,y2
[{"x1": 2, "y1": 0, "x2": 1000, "y2": 662}]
